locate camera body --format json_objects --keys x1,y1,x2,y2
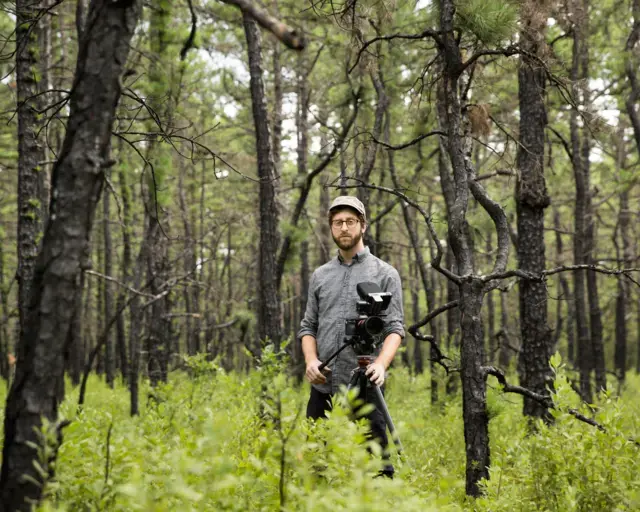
[{"x1": 345, "y1": 282, "x2": 392, "y2": 355}]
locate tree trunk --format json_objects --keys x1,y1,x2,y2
[
  {"x1": 625, "y1": 0, "x2": 640, "y2": 156},
  {"x1": 411, "y1": 261, "x2": 424, "y2": 375},
  {"x1": 485, "y1": 232, "x2": 495, "y2": 364},
  {"x1": 243, "y1": 13, "x2": 282, "y2": 350},
  {"x1": 553, "y1": 209, "x2": 574, "y2": 364},
  {"x1": 103, "y1": 184, "x2": 114, "y2": 387},
  {"x1": 115, "y1": 161, "x2": 132, "y2": 381},
  {"x1": 438, "y1": 0, "x2": 504, "y2": 495},
  {"x1": 0, "y1": 243, "x2": 8, "y2": 380},
  {"x1": 570, "y1": 0, "x2": 593, "y2": 403},
  {"x1": 129, "y1": 246, "x2": 145, "y2": 416},
  {"x1": 0, "y1": 2, "x2": 141, "y2": 508},
  {"x1": 516, "y1": 0, "x2": 553, "y2": 419},
  {"x1": 614, "y1": 128, "x2": 631, "y2": 382},
  {"x1": 16, "y1": 0, "x2": 47, "y2": 343}
]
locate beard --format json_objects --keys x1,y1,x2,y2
[{"x1": 332, "y1": 230, "x2": 363, "y2": 251}]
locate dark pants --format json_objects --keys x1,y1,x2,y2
[{"x1": 306, "y1": 386, "x2": 394, "y2": 476}]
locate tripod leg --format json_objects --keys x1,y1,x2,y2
[{"x1": 371, "y1": 385, "x2": 403, "y2": 454}]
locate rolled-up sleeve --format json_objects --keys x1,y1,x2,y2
[
  {"x1": 381, "y1": 267, "x2": 405, "y2": 340},
  {"x1": 297, "y1": 271, "x2": 319, "y2": 340}
]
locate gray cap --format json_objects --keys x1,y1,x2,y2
[{"x1": 329, "y1": 195, "x2": 366, "y2": 222}]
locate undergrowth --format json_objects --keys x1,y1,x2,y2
[{"x1": 0, "y1": 353, "x2": 638, "y2": 511}]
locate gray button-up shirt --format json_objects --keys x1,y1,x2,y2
[{"x1": 298, "y1": 246, "x2": 405, "y2": 394}]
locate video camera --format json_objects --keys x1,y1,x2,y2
[{"x1": 345, "y1": 282, "x2": 392, "y2": 355}]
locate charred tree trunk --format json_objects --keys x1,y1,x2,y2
[
  {"x1": 516, "y1": 0, "x2": 553, "y2": 419},
  {"x1": 16, "y1": 0, "x2": 47, "y2": 342},
  {"x1": 0, "y1": 2, "x2": 141, "y2": 507},
  {"x1": 243, "y1": 14, "x2": 282, "y2": 350}
]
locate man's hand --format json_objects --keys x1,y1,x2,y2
[
  {"x1": 305, "y1": 359, "x2": 331, "y2": 385},
  {"x1": 365, "y1": 362, "x2": 385, "y2": 387}
]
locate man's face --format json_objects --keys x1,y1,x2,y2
[{"x1": 330, "y1": 210, "x2": 365, "y2": 251}]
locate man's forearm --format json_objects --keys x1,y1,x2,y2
[
  {"x1": 301, "y1": 335, "x2": 319, "y2": 364},
  {"x1": 375, "y1": 333, "x2": 402, "y2": 369}
]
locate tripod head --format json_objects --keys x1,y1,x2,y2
[{"x1": 344, "y1": 282, "x2": 391, "y2": 356}]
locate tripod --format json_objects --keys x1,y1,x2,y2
[{"x1": 346, "y1": 355, "x2": 403, "y2": 454}]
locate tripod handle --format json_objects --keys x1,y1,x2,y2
[{"x1": 318, "y1": 340, "x2": 352, "y2": 372}]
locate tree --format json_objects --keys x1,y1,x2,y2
[
  {"x1": 243, "y1": 13, "x2": 283, "y2": 351},
  {"x1": 516, "y1": 0, "x2": 553, "y2": 420},
  {"x1": 0, "y1": 2, "x2": 143, "y2": 508},
  {"x1": 15, "y1": 0, "x2": 48, "y2": 342}
]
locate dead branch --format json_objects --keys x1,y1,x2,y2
[
  {"x1": 219, "y1": 0, "x2": 306, "y2": 50},
  {"x1": 483, "y1": 366, "x2": 640, "y2": 447}
]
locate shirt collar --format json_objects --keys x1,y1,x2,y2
[{"x1": 337, "y1": 246, "x2": 370, "y2": 264}]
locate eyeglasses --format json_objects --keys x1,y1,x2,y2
[{"x1": 331, "y1": 218, "x2": 360, "y2": 229}]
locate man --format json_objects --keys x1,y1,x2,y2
[{"x1": 298, "y1": 195, "x2": 404, "y2": 477}]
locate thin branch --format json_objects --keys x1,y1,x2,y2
[
  {"x1": 349, "y1": 28, "x2": 442, "y2": 74},
  {"x1": 84, "y1": 270, "x2": 155, "y2": 299},
  {"x1": 547, "y1": 125, "x2": 573, "y2": 161},
  {"x1": 368, "y1": 129, "x2": 447, "y2": 151}
]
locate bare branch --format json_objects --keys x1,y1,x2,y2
[
  {"x1": 460, "y1": 45, "x2": 520, "y2": 75},
  {"x1": 219, "y1": 0, "x2": 306, "y2": 50},
  {"x1": 484, "y1": 366, "x2": 640, "y2": 446},
  {"x1": 481, "y1": 264, "x2": 640, "y2": 288},
  {"x1": 483, "y1": 365, "x2": 553, "y2": 406},
  {"x1": 408, "y1": 300, "x2": 459, "y2": 334},
  {"x1": 349, "y1": 28, "x2": 442, "y2": 74},
  {"x1": 84, "y1": 270, "x2": 155, "y2": 299},
  {"x1": 367, "y1": 129, "x2": 447, "y2": 151}
]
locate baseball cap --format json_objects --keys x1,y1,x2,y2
[{"x1": 329, "y1": 195, "x2": 366, "y2": 222}]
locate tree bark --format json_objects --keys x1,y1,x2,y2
[
  {"x1": 0, "y1": 2, "x2": 142, "y2": 508},
  {"x1": 516, "y1": 0, "x2": 553, "y2": 419},
  {"x1": 243, "y1": 13, "x2": 282, "y2": 350},
  {"x1": 16, "y1": 0, "x2": 47, "y2": 343}
]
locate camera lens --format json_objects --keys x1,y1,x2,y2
[{"x1": 363, "y1": 316, "x2": 384, "y2": 336}]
